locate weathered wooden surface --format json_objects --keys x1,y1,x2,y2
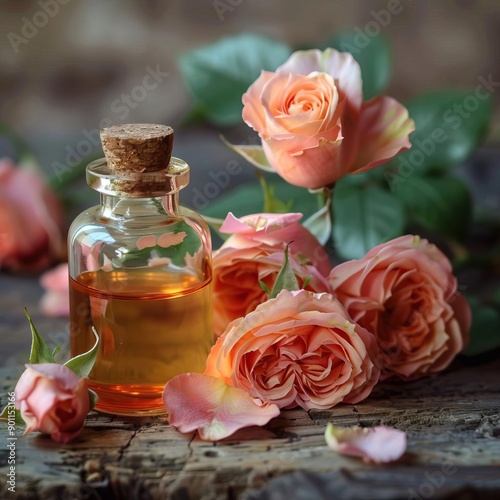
[
  {"x1": 1, "y1": 355, "x2": 500, "y2": 499},
  {"x1": 1, "y1": 146, "x2": 500, "y2": 498}
]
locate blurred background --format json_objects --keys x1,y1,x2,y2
[
  {"x1": 1, "y1": 0, "x2": 499, "y2": 363},
  {"x1": 0, "y1": 0, "x2": 499, "y2": 175}
]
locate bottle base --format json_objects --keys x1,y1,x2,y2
[{"x1": 90, "y1": 382, "x2": 167, "y2": 417}]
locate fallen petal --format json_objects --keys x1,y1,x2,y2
[
  {"x1": 163, "y1": 373, "x2": 280, "y2": 441},
  {"x1": 325, "y1": 423, "x2": 406, "y2": 464}
]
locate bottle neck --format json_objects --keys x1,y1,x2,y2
[{"x1": 99, "y1": 192, "x2": 180, "y2": 221}]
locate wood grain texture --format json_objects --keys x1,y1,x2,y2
[
  {"x1": 1, "y1": 357, "x2": 500, "y2": 499},
  {"x1": 1, "y1": 191, "x2": 500, "y2": 500}
]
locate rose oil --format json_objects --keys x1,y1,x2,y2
[{"x1": 70, "y1": 267, "x2": 213, "y2": 415}]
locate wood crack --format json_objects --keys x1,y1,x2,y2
[{"x1": 117, "y1": 428, "x2": 138, "y2": 463}]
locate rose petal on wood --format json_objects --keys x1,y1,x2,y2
[
  {"x1": 325, "y1": 423, "x2": 406, "y2": 464},
  {"x1": 163, "y1": 373, "x2": 280, "y2": 441}
]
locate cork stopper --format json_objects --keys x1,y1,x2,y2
[
  {"x1": 88, "y1": 124, "x2": 189, "y2": 197},
  {"x1": 100, "y1": 124, "x2": 174, "y2": 174}
]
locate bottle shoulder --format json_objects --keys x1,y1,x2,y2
[
  {"x1": 69, "y1": 205, "x2": 209, "y2": 236},
  {"x1": 68, "y1": 203, "x2": 212, "y2": 276},
  {"x1": 68, "y1": 205, "x2": 101, "y2": 235}
]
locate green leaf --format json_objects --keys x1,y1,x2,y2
[
  {"x1": 461, "y1": 297, "x2": 500, "y2": 357},
  {"x1": 270, "y1": 244, "x2": 300, "y2": 299},
  {"x1": 326, "y1": 31, "x2": 391, "y2": 100},
  {"x1": 220, "y1": 136, "x2": 274, "y2": 172},
  {"x1": 200, "y1": 177, "x2": 319, "y2": 222},
  {"x1": 25, "y1": 309, "x2": 55, "y2": 364},
  {"x1": 269, "y1": 179, "x2": 322, "y2": 219},
  {"x1": 390, "y1": 90, "x2": 492, "y2": 175},
  {"x1": 64, "y1": 327, "x2": 99, "y2": 378},
  {"x1": 180, "y1": 33, "x2": 291, "y2": 126},
  {"x1": 343, "y1": 167, "x2": 387, "y2": 187},
  {"x1": 333, "y1": 181, "x2": 406, "y2": 259},
  {"x1": 393, "y1": 175, "x2": 472, "y2": 240},
  {"x1": 201, "y1": 183, "x2": 263, "y2": 220}
]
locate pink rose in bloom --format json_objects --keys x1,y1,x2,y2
[
  {"x1": 242, "y1": 48, "x2": 415, "y2": 188},
  {"x1": 206, "y1": 289, "x2": 381, "y2": 410},
  {"x1": 212, "y1": 212, "x2": 332, "y2": 336},
  {"x1": 329, "y1": 235, "x2": 471, "y2": 380},
  {"x1": 15, "y1": 363, "x2": 90, "y2": 443},
  {"x1": 0, "y1": 158, "x2": 65, "y2": 272},
  {"x1": 39, "y1": 263, "x2": 69, "y2": 317}
]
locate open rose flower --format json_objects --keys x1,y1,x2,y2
[
  {"x1": 0, "y1": 158, "x2": 65, "y2": 272},
  {"x1": 241, "y1": 48, "x2": 414, "y2": 189},
  {"x1": 206, "y1": 289, "x2": 381, "y2": 410},
  {"x1": 15, "y1": 363, "x2": 90, "y2": 444},
  {"x1": 213, "y1": 212, "x2": 332, "y2": 336},
  {"x1": 329, "y1": 235, "x2": 471, "y2": 381}
]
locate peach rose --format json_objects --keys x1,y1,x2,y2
[
  {"x1": 213, "y1": 212, "x2": 332, "y2": 336},
  {"x1": 242, "y1": 48, "x2": 415, "y2": 189},
  {"x1": 329, "y1": 235, "x2": 471, "y2": 380},
  {"x1": 0, "y1": 158, "x2": 65, "y2": 272},
  {"x1": 206, "y1": 289, "x2": 381, "y2": 410},
  {"x1": 15, "y1": 364, "x2": 90, "y2": 443}
]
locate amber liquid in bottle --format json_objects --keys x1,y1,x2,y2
[{"x1": 69, "y1": 266, "x2": 213, "y2": 416}]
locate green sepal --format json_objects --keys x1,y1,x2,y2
[
  {"x1": 88, "y1": 389, "x2": 99, "y2": 410},
  {"x1": 303, "y1": 195, "x2": 332, "y2": 246},
  {"x1": 0, "y1": 405, "x2": 25, "y2": 426},
  {"x1": 25, "y1": 309, "x2": 55, "y2": 364},
  {"x1": 52, "y1": 344, "x2": 62, "y2": 358},
  {"x1": 64, "y1": 327, "x2": 99, "y2": 378},
  {"x1": 258, "y1": 174, "x2": 293, "y2": 213},
  {"x1": 269, "y1": 244, "x2": 300, "y2": 299},
  {"x1": 220, "y1": 136, "x2": 274, "y2": 173},
  {"x1": 259, "y1": 280, "x2": 272, "y2": 296},
  {"x1": 302, "y1": 275, "x2": 313, "y2": 289}
]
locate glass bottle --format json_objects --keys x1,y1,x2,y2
[{"x1": 68, "y1": 124, "x2": 213, "y2": 416}]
